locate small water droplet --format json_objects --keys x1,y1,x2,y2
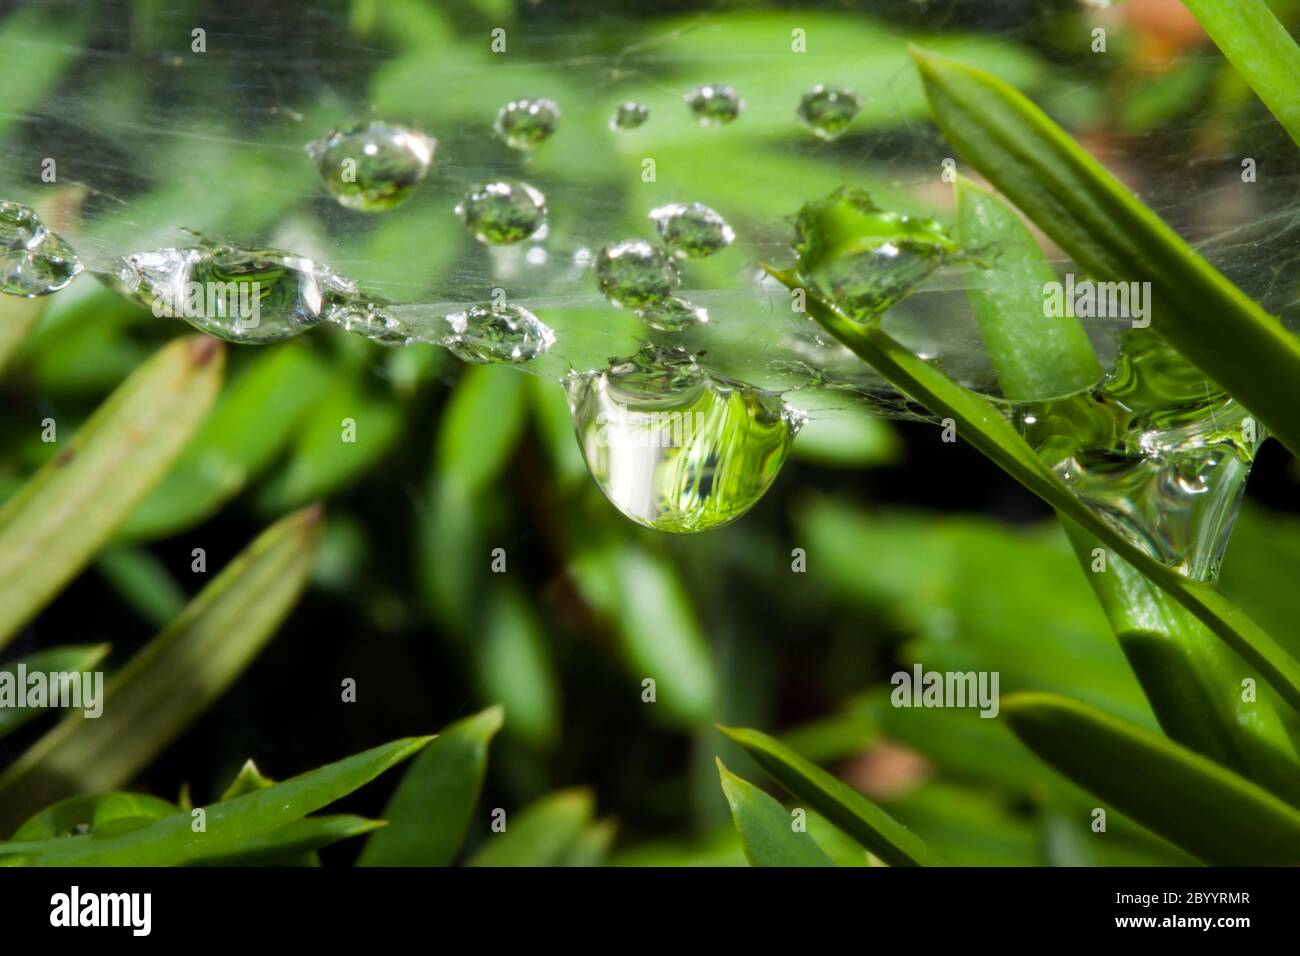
[
  {"x1": 684, "y1": 84, "x2": 743, "y2": 126},
  {"x1": 494, "y1": 97, "x2": 560, "y2": 150},
  {"x1": 0, "y1": 200, "x2": 82, "y2": 297},
  {"x1": 456, "y1": 180, "x2": 548, "y2": 245},
  {"x1": 305, "y1": 122, "x2": 435, "y2": 212},
  {"x1": 566, "y1": 345, "x2": 802, "y2": 532},
  {"x1": 443, "y1": 303, "x2": 555, "y2": 364},
  {"x1": 594, "y1": 239, "x2": 680, "y2": 309},
  {"x1": 323, "y1": 279, "x2": 411, "y2": 346},
  {"x1": 650, "y1": 202, "x2": 735, "y2": 259},
  {"x1": 797, "y1": 85, "x2": 861, "y2": 140},
  {"x1": 792, "y1": 186, "x2": 957, "y2": 322},
  {"x1": 610, "y1": 101, "x2": 650, "y2": 130},
  {"x1": 637, "y1": 295, "x2": 708, "y2": 332}
]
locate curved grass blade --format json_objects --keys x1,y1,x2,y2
[
  {"x1": 466, "y1": 788, "x2": 594, "y2": 867},
  {"x1": 771, "y1": 267, "x2": 1300, "y2": 716},
  {"x1": 0, "y1": 505, "x2": 323, "y2": 833},
  {"x1": 1003, "y1": 692, "x2": 1300, "y2": 865},
  {"x1": 358, "y1": 705, "x2": 503, "y2": 866},
  {"x1": 0, "y1": 643, "x2": 110, "y2": 738},
  {"x1": 718, "y1": 724, "x2": 948, "y2": 866},
  {"x1": 12, "y1": 792, "x2": 177, "y2": 841},
  {"x1": 912, "y1": 48, "x2": 1300, "y2": 459},
  {"x1": 1182, "y1": 0, "x2": 1300, "y2": 148},
  {"x1": 0, "y1": 737, "x2": 429, "y2": 866},
  {"x1": 0, "y1": 336, "x2": 224, "y2": 649},
  {"x1": 1063, "y1": 521, "x2": 1300, "y2": 808},
  {"x1": 717, "y1": 758, "x2": 834, "y2": 867},
  {"x1": 194, "y1": 815, "x2": 384, "y2": 866}
]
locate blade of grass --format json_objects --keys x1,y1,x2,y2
[
  {"x1": 0, "y1": 505, "x2": 323, "y2": 833},
  {"x1": 1182, "y1": 0, "x2": 1300, "y2": 147},
  {"x1": 194, "y1": 815, "x2": 385, "y2": 866},
  {"x1": 912, "y1": 48, "x2": 1300, "y2": 459},
  {"x1": 772, "y1": 267, "x2": 1300, "y2": 716},
  {"x1": 0, "y1": 644, "x2": 110, "y2": 737},
  {"x1": 718, "y1": 724, "x2": 948, "y2": 866},
  {"x1": 717, "y1": 758, "x2": 834, "y2": 867},
  {"x1": 0, "y1": 737, "x2": 430, "y2": 865},
  {"x1": 0, "y1": 336, "x2": 224, "y2": 648},
  {"x1": 357, "y1": 706, "x2": 503, "y2": 866},
  {"x1": 1003, "y1": 692, "x2": 1300, "y2": 865},
  {"x1": 465, "y1": 788, "x2": 594, "y2": 867}
]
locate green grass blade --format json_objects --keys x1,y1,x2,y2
[
  {"x1": 0, "y1": 737, "x2": 430, "y2": 865},
  {"x1": 12, "y1": 792, "x2": 177, "y2": 841},
  {"x1": 1182, "y1": 0, "x2": 1300, "y2": 147},
  {"x1": 0, "y1": 336, "x2": 224, "y2": 648},
  {"x1": 1003, "y1": 692, "x2": 1300, "y2": 865},
  {"x1": 716, "y1": 759, "x2": 834, "y2": 867},
  {"x1": 955, "y1": 177, "x2": 1100, "y2": 400},
  {"x1": 1063, "y1": 520, "x2": 1300, "y2": 807},
  {"x1": 194, "y1": 815, "x2": 385, "y2": 866},
  {"x1": 466, "y1": 788, "x2": 594, "y2": 867},
  {"x1": 0, "y1": 644, "x2": 110, "y2": 738},
  {"x1": 912, "y1": 47, "x2": 1300, "y2": 459},
  {"x1": 357, "y1": 706, "x2": 503, "y2": 866},
  {"x1": 718, "y1": 724, "x2": 948, "y2": 866},
  {"x1": 0, "y1": 505, "x2": 323, "y2": 833},
  {"x1": 772, "y1": 267, "x2": 1300, "y2": 717}
]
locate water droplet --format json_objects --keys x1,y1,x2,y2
[
  {"x1": 305, "y1": 122, "x2": 436, "y2": 211},
  {"x1": 797, "y1": 85, "x2": 861, "y2": 140},
  {"x1": 566, "y1": 346, "x2": 802, "y2": 532},
  {"x1": 0, "y1": 200, "x2": 82, "y2": 297},
  {"x1": 116, "y1": 242, "x2": 327, "y2": 343},
  {"x1": 684, "y1": 84, "x2": 743, "y2": 126},
  {"x1": 610, "y1": 101, "x2": 650, "y2": 130},
  {"x1": 650, "y1": 202, "x2": 735, "y2": 259},
  {"x1": 637, "y1": 296, "x2": 708, "y2": 332},
  {"x1": 494, "y1": 97, "x2": 560, "y2": 150},
  {"x1": 792, "y1": 186, "x2": 958, "y2": 322},
  {"x1": 322, "y1": 277, "x2": 411, "y2": 346},
  {"x1": 456, "y1": 180, "x2": 548, "y2": 245},
  {"x1": 1016, "y1": 331, "x2": 1258, "y2": 581},
  {"x1": 594, "y1": 239, "x2": 680, "y2": 309},
  {"x1": 443, "y1": 303, "x2": 555, "y2": 364}
]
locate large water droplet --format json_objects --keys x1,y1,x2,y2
[
  {"x1": 685, "y1": 84, "x2": 743, "y2": 126},
  {"x1": 305, "y1": 122, "x2": 435, "y2": 212},
  {"x1": 322, "y1": 275, "x2": 412, "y2": 346},
  {"x1": 567, "y1": 346, "x2": 802, "y2": 532},
  {"x1": 650, "y1": 202, "x2": 735, "y2": 259},
  {"x1": 442, "y1": 303, "x2": 555, "y2": 364},
  {"x1": 792, "y1": 186, "x2": 958, "y2": 322},
  {"x1": 594, "y1": 239, "x2": 680, "y2": 309},
  {"x1": 610, "y1": 101, "x2": 650, "y2": 130},
  {"x1": 494, "y1": 97, "x2": 560, "y2": 150},
  {"x1": 1016, "y1": 331, "x2": 1257, "y2": 581},
  {"x1": 115, "y1": 242, "x2": 327, "y2": 343},
  {"x1": 0, "y1": 200, "x2": 82, "y2": 297},
  {"x1": 456, "y1": 180, "x2": 548, "y2": 245},
  {"x1": 797, "y1": 85, "x2": 861, "y2": 140}
]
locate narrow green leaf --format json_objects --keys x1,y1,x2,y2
[
  {"x1": 94, "y1": 546, "x2": 186, "y2": 627},
  {"x1": 718, "y1": 724, "x2": 948, "y2": 866},
  {"x1": 0, "y1": 644, "x2": 110, "y2": 737},
  {"x1": 0, "y1": 296, "x2": 45, "y2": 376},
  {"x1": 772, "y1": 267, "x2": 1300, "y2": 716},
  {"x1": 561, "y1": 818, "x2": 619, "y2": 867},
  {"x1": 357, "y1": 706, "x2": 503, "y2": 866},
  {"x1": 912, "y1": 47, "x2": 1300, "y2": 458},
  {"x1": 0, "y1": 336, "x2": 224, "y2": 648},
  {"x1": 1063, "y1": 521, "x2": 1300, "y2": 808},
  {"x1": 194, "y1": 815, "x2": 384, "y2": 866},
  {"x1": 1003, "y1": 692, "x2": 1300, "y2": 865},
  {"x1": 1182, "y1": 0, "x2": 1300, "y2": 147},
  {"x1": 219, "y1": 759, "x2": 277, "y2": 801},
  {"x1": 12, "y1": 792, "x2": 177, "y2": 841},
  {"x1": 475, "y1": 587, "x2": 561, "y2": 748},
  {"x1": 466, "y1": 788, "x2": 594, "y2": 867},
  {"x1": 0, "y1": 736, "x2": 430, "y2": 865},
  {"x1": 436, "y1": 365, "x2": 528, "y2": 494},
  {"x1": 0, "y1": 506, "x2": 323, "y2": 833},
  {"x1": 955, "y1": 177, "x2": 1100, "y2": 400},
  {"x1": 717, "y1": 759, "x2": 834, "y2": 867},
  {"x1": 120, "y1": 342, "x2": 331, "y2": 540}
]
